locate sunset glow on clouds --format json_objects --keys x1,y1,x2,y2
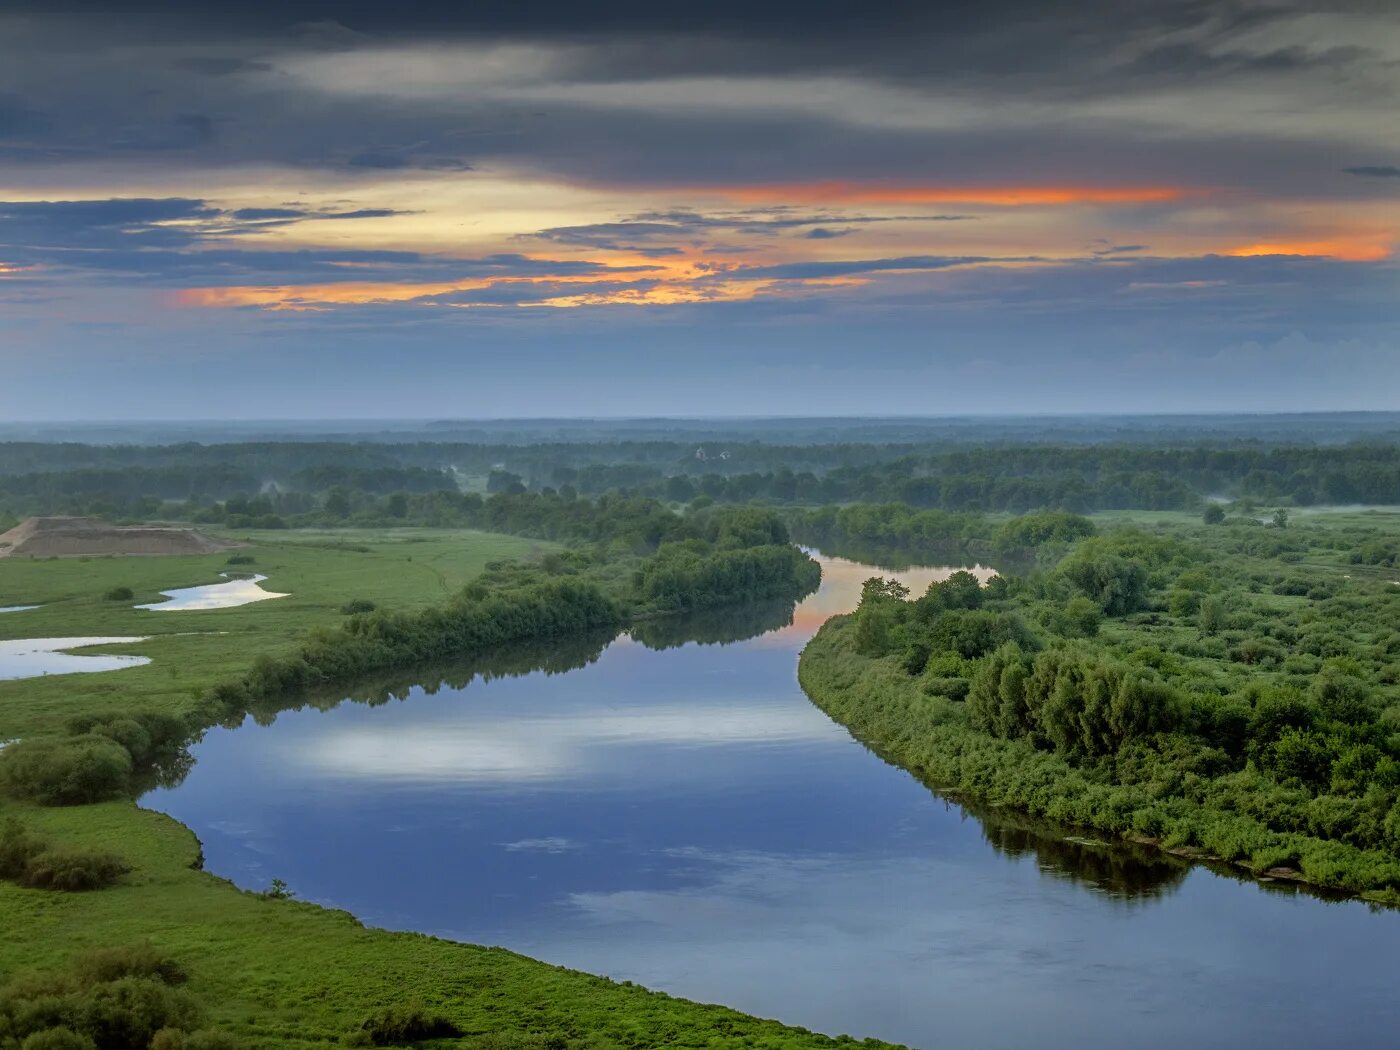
[{"x1": 0, "y1": 1, "x2": 1398, "y2": 416}]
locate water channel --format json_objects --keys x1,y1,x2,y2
[{"x1": 145, "y1": 553, "x2": 1400, "y2": 1049}]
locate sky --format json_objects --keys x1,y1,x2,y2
[{"x1": 1, "y1": 0, "x2": 1398, "y2": 419}]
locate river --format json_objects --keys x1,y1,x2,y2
[{"x1": 144, "y1": 552, "x2": 1400, "y2": 1049}]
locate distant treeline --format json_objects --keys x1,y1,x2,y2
[
  {"x1": 4, "y1": 440, "x2": 1400, "y2": 522},
  {"x1": 788, "y1": 504, "x2": 1097, "y2": 562}
]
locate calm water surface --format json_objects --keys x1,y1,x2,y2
[
  {"x1": 0, "y1": 636, "x2": 150, "y2": 680},
  {"x1": 146, "y1": 554, "x2": 1400, "y2": 1049},
  {"x1": 136, "y1": 572, "x2": 288, "y2": 611}
]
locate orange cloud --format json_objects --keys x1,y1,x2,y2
[
  {"x1": 699, "y1": 181, "x2": 1193, "y2": 207},
  {"x1": 1225, "y1": 239, "x2": 1391, "y2": 262}
]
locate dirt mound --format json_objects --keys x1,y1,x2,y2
[{"x1": 0, "y1": 517, "x2": 241, "y2": 558}]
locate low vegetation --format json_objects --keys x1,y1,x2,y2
[{"x1": 802, "y1": 507, "x2": 1400, "y2": 900}]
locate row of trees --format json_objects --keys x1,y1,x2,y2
[{"x1": 7, "y1": 438, "x2": 1400, "y2": 522}]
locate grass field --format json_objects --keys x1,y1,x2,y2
[
  {"x1": 0, "y1": 529, "x2": 883, "y2": 1049},
  {"x1": 0, "y1": 529, "x2": 549, "y2": 739}
]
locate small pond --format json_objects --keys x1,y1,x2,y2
[
  {"x1": 137, "y1": 573, "x2": 288, "y2": 612},
  {"x1": 0, "y1": 637, "x2": 151, "y2": 680}
]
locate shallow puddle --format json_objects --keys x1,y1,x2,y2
[
  {"x1": 0, "y1": 636, "x2": 151, "y2": 680},
  {"x1": 137, "y1": 573, "x2": 288, "y2": 611}
]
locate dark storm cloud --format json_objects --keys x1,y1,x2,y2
[
  {"x1": 16, "y1": 0, "x2": 1368, "y2": 96},
  {"x1": 174, "y1": 56, "x2": 274, "y2": 77},
  {"x1": 0, "y1": 0, "x2": 1392, "y2": 200},
  {"x1": 345, "y1": 150, "x2": 472, "y2": 171},
  {"x1": 1343, "y1": 165, "x2": 1400, "y2": 178}
]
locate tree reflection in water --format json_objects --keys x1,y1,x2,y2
[{"x1": 956, "y1": 797, "x2": 1190, "y2": 902}]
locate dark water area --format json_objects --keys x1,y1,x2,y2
[{"x1": 145, "y1": 554, "x2": 1400, "y2": 1050}]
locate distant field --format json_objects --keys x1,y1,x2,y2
[{"x1": 0, "y1": 528, "x2": 548, "y2": 741}]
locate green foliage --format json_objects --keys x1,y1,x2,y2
[
  {"x1": 1203, "y1": 504, "x2": 1226, "y2": 525},
  {"x1": 69, "y1": 947, "x2": 187, "y2": 989},
  {"x1": 20, "y1": 1029, "x2": 96, "y2": 1050},
  {"x1": 802, "y1": 623, "x2": 1400, "y2": 899},
  {"x1": 633, "y1": 542, "x2": 819, "y2": 613},
  {"x1": 0, "y1": 950, "x2": 220, "y2": 1050},
  {"x1": 0, "y1": 736, "x2": 132, "y2": 806},
  {"x1": 102, "y1": 587, "x2": 133, "y2": 602},
  {"x1": 798, "y1": 507, "x2": 1400, "y2": 899},
  {"x1": 969, "y1": 644, "x2": 1171, "y2": 756},
  {"x1": 1056, "y1": 545, "x2": 1148, "y2": 616},
  {"x1": 993, "y1": 511, "x2": 1096, "y2": 551},
  {"x1": 338, "y1": 598, "x2": 376, "y2": 615},
  {"x1": 17, "y1": 848, "x2": 131, "y2": 891},
  {"x1": 1040, "y1": 595, "x2": 1102, "y2": 638},
  {"x1": 355, "y1": 1001, "x2": 461, "y2": 1045},
  {"x1": 0, "y1": 819, "x2": 130, "y2": 892},
  {"x1": 260, "y1": 878, "x2": 293, "y2": 900}
]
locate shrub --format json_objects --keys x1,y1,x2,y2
[
  {"x1": 923, "y1": 676, "x2": 970, "y2": 701},
  {"x1": 21, "y1": 1029, "x2": 96, "y2": 1050},
  {"x1": 1057, "y1": 549, "x2": 1148, "y2": 616},
  {"x1": 356, "y1": 1002, "x2": 461, "y2": 1045},
  {"x1": 79, "y1": 977, "x2": 201, "y2": 1050},
  {"x1": 0, "y1": 817, "x2": 43, "y2": 879},
  {"x1": 339, "y1": 599, "x2": 377, "y2": 615},
  {"x1": 152, "y1": 1029, "x2": 240, "y2": 1050},
  {"x1": 0, "y1": 817, "x2": 128, "y2": 890},
  {"x1": 0, "y1": 950, "x2": 228, "y2": 1050},
  {"x1": 103, "y1": 587, "x2": 134, "y2": 602},
  {"x1": 0, "y1": 736, "x2": 132, "y2": 805},
  {"x1": 71, "y1": 947, "x2": 186, "y2": 987},
  {"x1": 19, "y1": 848, "x2": 131, "y2": 891},
  {"x1": 224, "y1": 554, "x2": 255, "y2": 565}
]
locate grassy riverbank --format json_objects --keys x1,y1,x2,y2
[
  {"x1": 798, "y1": 508, "x2": 1400, "y2": 904},
  {"x1": 0, "y1": 528, "x2": 885, "y2": 1049}
]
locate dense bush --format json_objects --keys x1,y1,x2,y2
[
  {"x1": 1056, "y1": 547, "x2": 1148, "y2": 616},
  {"x1": 633, "y1": 542, "x2": 819, "y2": 612},
  {"x1": 19, "y1": 848, "x2": 132, "y2": 891},
  {"x1": 0, "y1": 948, "x2": 226, "y2": 1050},
  {"x1": 102, "y1": 587, "x2": 133, "y2": 602},
  {"x1": 968, "y1": 644, "x2": 1173, "y2": 756},
  {"x1": 0, "y1": 819, "x2": 130, "y2": 892},
  {"x1": 0, "y1": 735, "x2": 132, "y2": 805},
  {"x1": 354, "y1": 1001, "x2": 460, "y2": 1045},
  {"x1": 339, "y1": 599, "x2": 376, "y2": 615}
]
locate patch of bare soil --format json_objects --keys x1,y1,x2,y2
[{"x1": 0, "y1": 517, "x2": 241, "y2": 558}]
